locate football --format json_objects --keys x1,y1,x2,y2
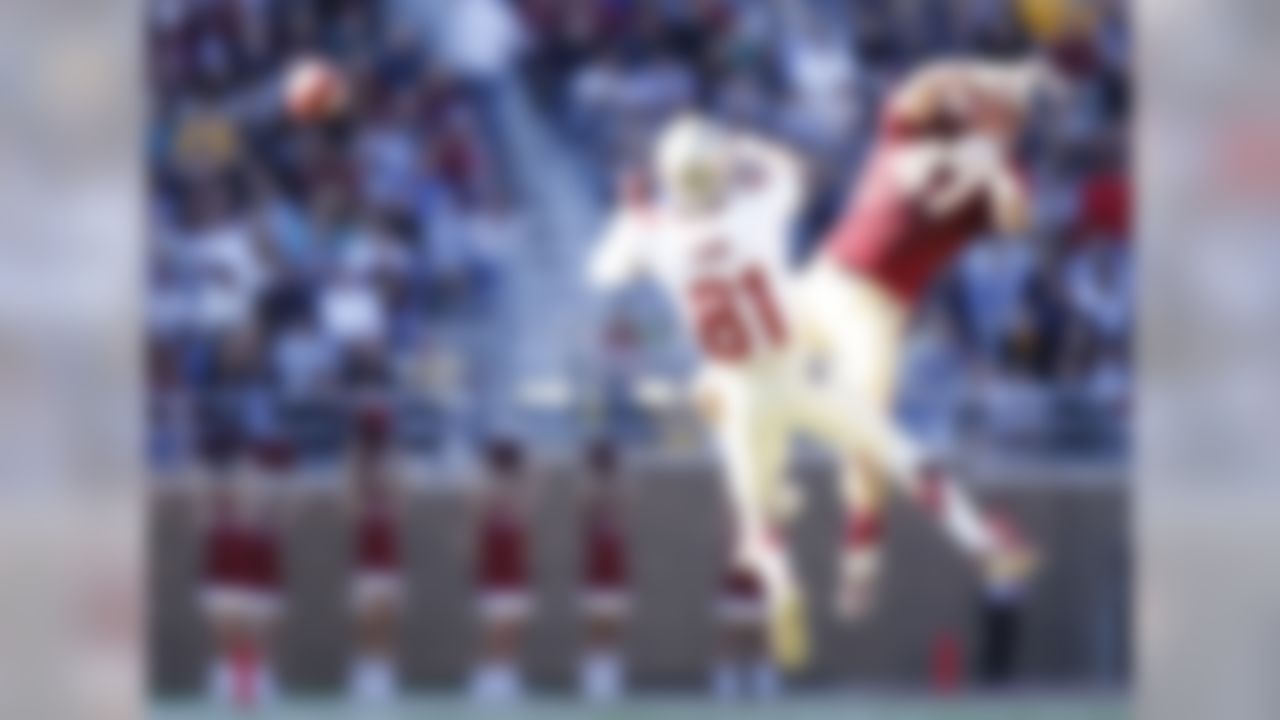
[{"x1": 283, "y1": 56, "x2": 347, "y2": 122}]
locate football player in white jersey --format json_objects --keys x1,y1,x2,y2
[{"x1": 586, "y1": 114, "x2": 919, "y2": 669}]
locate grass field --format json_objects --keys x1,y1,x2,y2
[{"x1": 153, "y1": 693, "x2": 1129, "y2": 720}]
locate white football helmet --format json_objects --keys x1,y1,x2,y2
[{"x1": 652, "y1": 113, "x2": 733, "y2": 210}]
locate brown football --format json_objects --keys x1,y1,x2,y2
[{"x1": 283, "y1": 57, "x2": 347, "y2": 122}]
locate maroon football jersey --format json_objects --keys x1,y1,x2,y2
[{"x1": 823, "y1": 106, "x2": 1022, "y2": 304}]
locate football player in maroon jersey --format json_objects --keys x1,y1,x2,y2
[{"x1": 799, "y1": 58, "x2": 1060, "y2": 617}]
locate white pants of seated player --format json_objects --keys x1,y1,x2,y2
[
  {"x1": 696, "y1": 358, "x2": 916, "y2": 600},
  {"x1": 798, "y1": 259, "x2": 995, "y2": 559}
]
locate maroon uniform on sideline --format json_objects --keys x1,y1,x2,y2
[
  {"x1": 355, "y1": 505, "x2": 400, "y2": 573},
  {"x1": 204, "y1": 519, "x2": 281, "y2": 592},
  {"x1": 582, "y1": 498, "x2": 627, "y2": 592},
  {"x1": 477, "y1": 503, "x2": 528, "y2": 591},
  {"x1": 204, "y1": 520, "x2": 246, "y2": 587},
  {"x1": 243, "y1": 526, "x2": 281, "y2": 592},
  {"x1": 722, "y1": 566, "x2": 763, "y2": 601}
]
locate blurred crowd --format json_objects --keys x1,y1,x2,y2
[
  {"x1": 146, "y1": 0, "x2": 1131, "y2": 473},
  {"x1": 146, "y1": 0, "x2": 527, "y2": 470}
]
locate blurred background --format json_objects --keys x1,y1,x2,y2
[{"x1": 145, "y1": 0, "x2": 1131, "y2": 716}]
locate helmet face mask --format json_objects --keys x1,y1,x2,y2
[{"x1": 653, "y1": 114, "x2": 732, "y2": 211}]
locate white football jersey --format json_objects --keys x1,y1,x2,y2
[{"x1": 587, "y1": 139, "x2": 804, "y2": 369}]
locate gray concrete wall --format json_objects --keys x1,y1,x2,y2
[{"x1": 150, "y1": 459, "x2": 1129, "y2": 695}]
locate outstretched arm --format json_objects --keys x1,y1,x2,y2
[
  {"x1": 585, "y1": 171, "x2": 652, "y2": 291},
  {"x1": 886, "y1": 58, "x2": 1057, "y2": 143},
  {"x1": 914, "y1": 135, "x2": 1031, "y2": 235}
]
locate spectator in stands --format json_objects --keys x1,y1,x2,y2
[
  {"x1": 184, "y1": 182, "x2": 267, "y2": 338},
  {"x1": 1065, "y1": 241, "x2": 1132, "y2": 351},
  {"x1": 777, "y1": 17, "x2": 861, "y2": 153}
]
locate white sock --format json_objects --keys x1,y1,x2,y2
[
  {"x1": 749, "y1": 659, "x2": 781, "y2": 700},
  {"x1": 371, "y1": 657, "x2": 397, "y2": 700},
  {"x1": 470, "y1": 662, "x2": 521, "y2": 704},
  {"x1": 255, "y1": 663, "x2": 279, "y2": 705},
  {"x1": 900, "y1": 463, "x2": 996, "y2": 559},
  {"x1": 206, "y1": 658, "x2": 234, "y2": 705},
  {"x1": 579, "y1": 651, "x2": 624, "y2": 702},
  {"x1": 350, "y1": 655, "x2": 397, "y2": 703},
  {"x1": 938, "y1": 476, "x2": 997, "y2": 558},
  {"x1": 497, "y1": 662, "x2": 523, "y2": 702},
  {"x1": 467, "y1": 665, "x2": 489, "y2": 701},
  {"x1": 468, "y1": 663, "x2": 497, "y2": 702},
  {"x1": 347, "y1": 658, "x2": 365, "y2": 700},
  {"x1": 711, "y1": 661, "x2": 742, "y2": 702}
]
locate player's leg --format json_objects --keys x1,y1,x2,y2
[
  {"x1": 800, "y1": 344, "x2": 1023, "y2": 563},
  {"x1": 908, "y1": 463, "x2": 1039, "y2": 583},
  {"x1": 830, "y1": 328, "x2": 900, "y2": 619},
  {"x1": 713, "y1": 565, "x2": 780, "y2": 702},
  {"x1": 797, "y1": 261, "x2": 905, "y2": 617},
  {"x1": 696, "y1": 370, "x2": 808, "y2": 669},
  {"x1": 579, "y1": 591, "x2": 628, "y2": 702},
  {"x1": 797, "y1": 267, "x2": 1035, "y2": 582},
  {"x1": 817, "y1": 322, "x2": 1032, "y2": 576},
  {"x1": 800, "y1": 263, "x2": 1036, "y2": 596},
  {"x1": 201, "y1": 590, "x2": 247, "y2": 706},
  {"x1": 847, "y1": 429, "x2": 1037, "y2": 586},
  {"x1": 710, "y1": 617, "x2": 746, "y2": 702},
  {"x1": 471, "y1": 592, "x2": 529, "y2": 703},
  {"x1": 731, "y1": 576, "x2": 781, "y2": 702},
  {"x1": 247, "y1": 592, "x2": 282, "y2": 706},
  {"x1": 348, "y1": 574, "x2": 401, "y2": 703},
  {"x1": 710, "y1": 569, "x2": 755, "y2": 701}
]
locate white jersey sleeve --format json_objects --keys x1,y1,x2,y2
[{"x1": 586, "y1": 209, "x2": 650, "y2": 291}]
